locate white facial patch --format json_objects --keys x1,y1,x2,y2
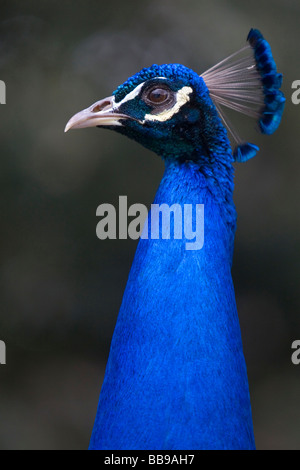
[
  {"x1": 115, "y1": 82, "x2": 146, "y2": 107},
  {"x1": 144, "y1": 86, "x2": 193, "y2": 123},
  {"x1": 113, "y1": 77, "x2": 168, "y2": 109}
]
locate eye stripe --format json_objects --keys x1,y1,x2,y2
[
  {"x1": 115, "y1": 82, "x2": 145, "y2": 107},
  {"x1": 115, "y1": 77, "x2": 168, "y2": 108},
  {"x1": 143, "y1": 86, "x2": 193, "y2": 123}
]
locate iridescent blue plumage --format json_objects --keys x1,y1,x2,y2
[
  {"x1": 247, "y1": 28, "x2": 285, "y2": 135},
  {"x1": 233, "y1": 143, "x2": 259, "y2": 163},
  {"x1": 90, "y1": 160, "x2": 254, "y2": 450},
  {"x1": 64, "y1": 28, "x2": 284, "y2": 450}
]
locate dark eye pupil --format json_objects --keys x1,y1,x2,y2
[{"x1": 148, "y1": 88, "x2": 169, "y2": 104}]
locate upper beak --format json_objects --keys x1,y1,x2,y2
[{"x1": 64, "y1": 96, "x2": 130, "y2": 133}]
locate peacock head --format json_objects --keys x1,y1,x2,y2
[
  {"x1": 65, "y1": 64, "x2": 228, "y2": 162},
  {"x1": 65, "y1": 29, "x2": 285, "y2": 164}
]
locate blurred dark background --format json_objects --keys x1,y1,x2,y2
[{"x1": 0, "y1": 0, "x2": 299, "y2": 450}]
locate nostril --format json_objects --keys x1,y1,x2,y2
[{"x1": 92, "y1": 100, "x2": 112, "y2": 113}]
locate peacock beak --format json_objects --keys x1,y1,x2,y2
[{"x1": 64, "y1": 96, "x2": 131, "y2": 132}]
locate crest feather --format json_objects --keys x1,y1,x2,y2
[{"x1": 201, "y1": 28, "x2": 285, "y2": 162}]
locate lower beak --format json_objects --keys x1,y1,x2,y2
[{"x1": 64, "y1": 96, "x2": 130, "y2": 132}]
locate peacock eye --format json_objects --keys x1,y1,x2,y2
[
  {"x1": 143, "y1": 84, "x2": 174, "y2": 107},
  {"x1": 147, "y1": 88, "x2": 169, "y2": 104}
]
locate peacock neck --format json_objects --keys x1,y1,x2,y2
[
  {"x1": 159, "y1": 156, "x2": 237, "y2": 261},
  {"x1": 89, "y1": 154, "x2": 255, "y2": 450}
]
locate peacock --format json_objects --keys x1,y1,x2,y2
[{"x1": 65, "y1": 29, "x2": 284, "y2": 450}]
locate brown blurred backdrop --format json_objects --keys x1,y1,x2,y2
[{"x1": 0, "y1": 0, "x2": 299, "y2": 450}]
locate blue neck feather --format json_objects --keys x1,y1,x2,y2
[{"x1": 89, "y1": 154, "x2": 255, "y2": 450}]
